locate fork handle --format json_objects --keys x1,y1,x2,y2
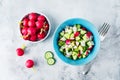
[{"x1": 82, "y1": 61, "x2": 94, "y2": 75}]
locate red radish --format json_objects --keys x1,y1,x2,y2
[
  {"x1": 88, "y1": 46, "x2": 93, "y2": 50},
  {"x1": 23, "y1": 18, "x2": 29, "y2": 27},
  {"x1": 86, "y1": 32, "x2": 92, "y2": 38},
  {"x1": 37, "y1": 15, "x2": 46, "y2": 21},
  {"x1": 37, "y1": 31, "x2": 46, "y2": 39},
  {"x1": 23, "y1": 35, "x2": 30, "y2": 40},
  {"x1": 21, "y1": 27, "x2": 28, "y2": 35},
  {"x1": 28, "y1": 20, "x2": 36, "y2": 27},
  {"x1": 36, "y1": 21, "x2": 44, "y2": 29},
  {"x1": 25, "y1": 59, "x2": 34, "y2": 68},
  {"x1": 82, "y1": 28, "x2": 86, "y2": 30},
  {"x1": 74, "y1": 31, "x2": 80, "y2": 37},
  {"x1": 27, "y1": 27, "x2": 37, "y2": 35},
  {"x1": 29, "y1": 13, "x2": 37, "y2": 20},
  {"x1": 77, "y1": 53, "x2": 81, "y2": 57},
  {"x1": 16, "y1": 48, "x2": 24, "y2": 56},
  {"x1": 44, "y1": 23, "x2": 49, "y2": 31},
  {"x1": 20, "y1": 13, "x2": 49, "y2": 41},
  {"x1": 65, "y1": 39, "x2": 71, "y2": 45},
  {"x1": 30, "y1": 35, "x2": 37, "y2": 41},
  {"x1": 85, "y1": 51, "x2": 89, "y2": 56}
]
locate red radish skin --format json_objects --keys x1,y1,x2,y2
[
  {"x1": 77, "y1": 53, "x2": 81, "y2": 58},
  {"x1": 25, "y1": 59, "x2": 34, "y2": 68},
  {"x1": 16, "y1": 48, "x2": 24, "y2": 56},
  {"x1": 74, "y1": 31, "x2": 80, "y2": 37},
  {"x1": 21, "y1": 27, "x2": 28, "y2": 35},
  {"x1": 23, "y1": 35, "x2": 30, "y2": 40},
  {"x1": 28, "y1": 20, "x2": 36, "y2": 27},
  {"x1": 30, "y1": 35, "x2": 37, "y2": 41},
  {"x1": 37, "y1": 15, "x2": 46, "y2": 21},
  {"x1": 29, "y1": 13, "x2": 37, "y2": 20},
  {"x1": 44, "y1": 24, "x2": 49, "y2": 31},
  {"x1": 66, "y1": 39, "x2": 71, "y2": 45},
  {"x1": 88, "y1": 46, "x2": 93, "y2": 50},
  {"x1": 86, "y1": 32, "x2": 92, "y2": 38},
  {"x1": 23, "y1": 18, "x2": 29, "y2": 27},
  {"x1": 82, "y1": 28, "x2": 86, "y2": 30},
  {"x1": 36, "y1": 21, "x2": 44, "y2": 29},
  {"x1": 37, "y1": 32, "x2": 46, "y2": 39},
  {"x1": 27, "y1": 27, "x2": 37, "y2": 35},
  {"x1": 85, "y1": 51, "x2": 89, "y2": 56}
]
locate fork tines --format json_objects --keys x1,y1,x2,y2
[{"x1": 98, "y1": 23, "x2": 110, "y2": 36}]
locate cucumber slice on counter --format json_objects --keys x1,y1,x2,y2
[
  {"x1": 47, "y1": 58, "x2": 56, "y2": 65},
  {"x1": 45, "y1": 51, "x2": 56, "y2": 65},
  {"x1": 45, "y1": 51, "x2": 54, "y2": 59}
]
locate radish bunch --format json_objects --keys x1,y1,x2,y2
[{"x1": 20, "y1": 13, "x2": 49, "y2": 42}]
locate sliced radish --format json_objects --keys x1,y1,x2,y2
[
  {"x1": 86, "y1": 32, "x2": 92, "y2": 38},
  {"x1": 66, "y1": 39, "x2": 71, "y2": 45},
  {"x1": 74, "y1": 31, "x2": 80, "y2": 37}
]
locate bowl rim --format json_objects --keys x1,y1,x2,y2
[
  {"x1": 53, "y1": 18, "x2": 100, "y2": 65},
  {"x1": 19, "y1": 12, "x2": 51, "y2": 43}
]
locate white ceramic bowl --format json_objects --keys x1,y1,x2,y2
[{"x1": 19, "y1": 12, "x2": 51, "y2": 43}]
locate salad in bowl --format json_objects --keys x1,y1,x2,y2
[{"x1": 53, "y1": 18, "x2": 100, "y2": 65}]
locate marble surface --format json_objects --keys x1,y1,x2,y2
[{"x1": 0, "y1": 0, "x2": 120, "y2": 80}]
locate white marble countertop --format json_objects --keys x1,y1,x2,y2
[{"x1": 0, "y1": 0, "x2": 120, "y2": 80}]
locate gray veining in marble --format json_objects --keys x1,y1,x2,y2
[{"x1": 0, "y1": 0, "x2": 120, "y2": 80}]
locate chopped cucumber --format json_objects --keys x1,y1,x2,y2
[
  {"x1": 75, "y1": 36, "x2": 80, "y2": 41},
  {"x1": 81, "y1": 40, "x2": 86, "y2": 46},
  {"x1": 83, "y1": 35, "x2": 88, "y2": 41},
  {"x1": 60, "y1": 31, "x2": 65, "y2": 36},
  {"x1": 87, "y1": 41, "x2": 94, "y2": 46},
  {"x1": 78, "y1": 45, "x2": 83, "y2": 51},
  {"x1": 82, "y1": 54, "x2": 86, "y2": 58},
  {"x1": 60, "y1": 37, "x2": 66, "y2": 41},
  {"x1": 72, "y1": 52, "x2": 78, "y2": 60},
  {"x1": 64, "y1": 33, "x2": 70, "y2": 39},
  {"x1": 45, "y1": 51, "x2": 54, "y2": 59},
  {"x1": 73, "y1": 26, "x2": 77, "y2": 32},
  {"x1": 76, "y1": 24, "x2": 81, "y2": 29},
  {"x1": 58, "y1": 24, "x2": 94, "y2": 60},
  {"x1": 47, "y1": 58, "x2": 56, "y2": 65},
  {"x1": 72, "y1": 55, "x2": 78, "y2": 60},
  {"x1": 70, "y1": 33, "x2": 74, "y2": 39},
  {"x1": 58, "y1": 40, "x2": 65, "y2": 46},
  {"x1": 60, "y1": 48, "x2": 64, "y2": 53},
  {"x1": 83, "y1": 46, "x2": 88, "y2": 53},
  {"x1": 65, "y1": 27, "x2": 73, "y2": 34},
  {"x1": 81, "y1": 30, "x2": 86, "y2": 34}
]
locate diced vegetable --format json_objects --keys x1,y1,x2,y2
[{"x1": 58, "y1": 24, "x2": 94, "y2": 60}]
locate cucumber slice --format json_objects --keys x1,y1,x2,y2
[
  {"x1": 45, "y1": 51, "x2": 54, "y2": 59},
  {"x1": 47, "y1": 58, "x2": 56, "y2": 65}
]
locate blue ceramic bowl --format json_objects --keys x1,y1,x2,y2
[{"x1": 53, "y1": 18, "x2": 100, "y2": 65}]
